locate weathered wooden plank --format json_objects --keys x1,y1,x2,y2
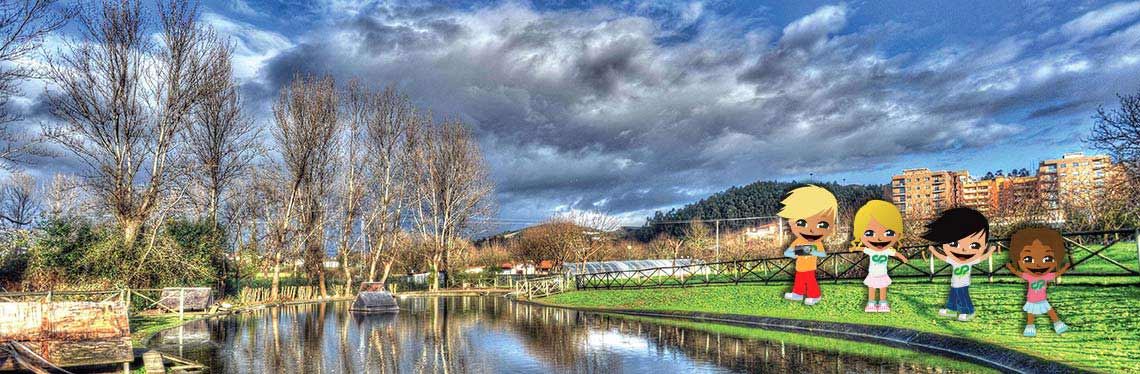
[
  {"x1": 0, "y1": 338, "x2": 131, "y2": 370},
  {"x1": 0, "y1": 301, "x2": 128, "y2": 341},
  {"x1": 143, "y1": 350, "x2": 165, "y2": 374}
]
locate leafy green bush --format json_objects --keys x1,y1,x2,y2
[{"x1": 23, "y1": 217, "x2": 227, "y2": 290}]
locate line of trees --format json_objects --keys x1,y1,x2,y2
[{"x1": 0, "y1": 0, "x2": 493, "y2": 295}]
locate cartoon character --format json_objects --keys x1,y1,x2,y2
[
  {"x1": 922, "y1": 207, "x2": 996, "y2": 321},
  {"x1": 848, "y1": 200, "x2": 909, "y2": 312},
  {"x1": 1005, "y1": 227, "x2": 1071, "y2": 337},
  {"x1": 778, "y1": 185, "x2": 838, "y2": 306}
]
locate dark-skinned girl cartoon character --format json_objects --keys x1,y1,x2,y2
[{"x1": 1006, "y1": 227, "x2": 1072, "y2": 337}]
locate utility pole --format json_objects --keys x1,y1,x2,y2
[{"x1": 714, "y1": 220, "x2": 720, "y2": 263}]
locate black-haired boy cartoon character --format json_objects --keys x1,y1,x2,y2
[
  {"x1": 922, "y1": 207, "x2": 997, "y2": 322},
  {"x1": 1006, "y1": 227, "x2": 1071, "y2": 336}
]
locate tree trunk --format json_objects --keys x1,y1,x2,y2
[
  {"x1": 378, "y1": 261, "x2": 393, "y2": 286},
  {"x1": 122, "y1": 219, "x2": 143, "y2": 246},
  {"x1": 270, "y1": 258, "x2": 281, "y2": 301},
  {"x1": 342, "y1": 253, "x2": 353, "y2": 295},
  {"x1": 429, "y1": 258, "x2": 440, "y2": 292},
  {"x1": 318, "y1": 268, "x2": 328, "y2": 298}
]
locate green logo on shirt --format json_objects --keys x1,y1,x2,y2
[
  {"x1": 953, "y1": 265, "x2": 970, "y2": 275},
  {"x1": 871, "y1": 255, "x2": 888, "y2": 264},
  {"x1": 1031, "y1": 280, "x2": 1045, "y2": 290}
]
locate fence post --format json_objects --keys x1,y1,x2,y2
[
  {"x1": 833, "y1": 254, "x2": 839, "y2": 284},
  {"x1": 179, "y1": 288, "x2": 185, "y2": 321},
  {"x1": 988, "y1": 256, "x2": 993, "y2": 283},
  {"x1": 929, "y1": 256, "x2": 935, "y2": 283},
  {"x1": 1135, "y1": 229, "x2": 1139, "y2": 275}
]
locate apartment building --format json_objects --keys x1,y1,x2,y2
[
  {"x1": 890, "y1": 152, "x2": 1115, "y2": 217},
  {"x1": 1037, "y1": 152, "x2": 1112, "y2": 207},
  {"x1": 890, "y1": 168, "x2": 968, "y2": 216}
]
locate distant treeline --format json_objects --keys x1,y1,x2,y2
[{"x1": 634, "y1": 181, "x2": 888, "y2": 241}]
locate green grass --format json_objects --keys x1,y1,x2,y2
[
  {"x1": 607, "y1": 313, "x2": 998, "y2": 373},
  {"x1": 129, "y1": 314, "x2": 199, "y2": 346},
  {"x1": 543, "y1": 282, "x2": 1140, "y2": 373}
]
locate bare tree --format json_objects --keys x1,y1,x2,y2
[
  {"x1": 1089, "y1": 91, "x2": 1140, "y2": 219},
  {"x1": 43, "y1": 173, "x2": 83, "y2": 218},
  {"x1": 406, "y1": 119, "x2": 494, "y2": 290},
  {"x1": 356, "y1": 85, "x2": 414, "y2": 285},
  {"x1": 682, "y1": 219, "x2": 713, "y2": 262},
  {"x1": 43, "y1": 0, "x2": 220, "y2": 244},
  {"x1": 563, "y1": 210, "x2": 620, "y2": 275},
  {"x1": 0, "y1": 0, "x2": 73, "y2": 167},
  {"x1": 334, "y1": 81, "x2": 368, "y2": 294},
  {"x1": 0, "y1": 171, "x2": 39, "y2": 228},
  {"x1": 185, "y1": 40, "x2": 259, "y2": 227},
  {"x1": 271, "y1": 74, "x2": 339, "y2": 299}
]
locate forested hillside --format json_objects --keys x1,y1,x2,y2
[{"x1": 635, "y1": 181, "x2": 888, "y2": 240}]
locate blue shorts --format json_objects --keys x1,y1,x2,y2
[{"x1": 946, "y1": 286, "x2": 974, "y2": 315}]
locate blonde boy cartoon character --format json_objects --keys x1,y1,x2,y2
[
  {"x1": 848, "y1": 200, "x2": 909, "y2": 312},
  {"x1": 923, "y1": 207, "x2": 997, "y2": 321},
  {"x1": 1006, "y1": 227, "x2": 1071, "y2": 337},
  {"x1": 779, "y1": 185, "x2": 838, "y2": 306}
]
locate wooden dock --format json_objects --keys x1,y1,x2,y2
[{"x1": 0, "y1": 291, "x2": 132, "y2": 372}]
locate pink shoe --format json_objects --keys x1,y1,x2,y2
[
  {"x1": 864, "y1": 303, "x2": 876, "y2": 312},
  {"x1": 877, "y1": 302, "x2": 891, "y2": 312}
]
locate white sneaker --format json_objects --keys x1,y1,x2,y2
[
  {"x1": 938, "y1": 309, "x2": 958, "y2": 318},
  {"x1": 804, "y1": 297, "x2": 820, "y2": 306},
  {"x1": 957, "y1": 313, "x2": 974, "y2": 321},
  {"x1": 784, "y1": 292, "x2": 804, "y2": 301}
]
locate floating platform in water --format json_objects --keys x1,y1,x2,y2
[
  {"x1": 350, "y1": 283, "x2": 399, "y2": 313},
  {"x1": 158, "y1": 287, "x2": 214, "y2": 312}
]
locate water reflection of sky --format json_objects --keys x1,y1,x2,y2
[{"x1": 149, "y1": 296, "x2": 979, "y2": 374}]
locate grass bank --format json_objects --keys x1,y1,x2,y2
[
  {"x1": 608, "y1": 313, "x2": 998, "y2": 373},
  {"x1": 542, "y1": 282, "x2": 1140, "y2": 373}
]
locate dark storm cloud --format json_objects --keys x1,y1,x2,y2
[{"x1": 221, "y1": 1, "x2": 1140, "y2": 221}]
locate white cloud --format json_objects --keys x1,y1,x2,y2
[
  {"x1": 780, "y1": 4, "x2": 848, "y2": 48},
  {"x1": 1060, "y1": 1, "x2": 1140, "y2": 41}
]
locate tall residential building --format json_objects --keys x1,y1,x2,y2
[
  {"x1": 890, "y1": 168, "x2": 967, "y2": 216},
  {"x1": 889, "y1": 152, "x2": 1115, "y2": 218},
  {"x1": 1036, "y1": 152, "x2": 1112, "y2": 208}
]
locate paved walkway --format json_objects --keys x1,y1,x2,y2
[{"x1": 522, "y1": 300, "x2": 1088, "y2": 374}]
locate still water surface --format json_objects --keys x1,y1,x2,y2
[{"x1": 149, "y1": 296, "x2": 979, "y2": 373}]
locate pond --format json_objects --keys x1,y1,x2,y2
[{"x1": 148, "y1": 296, "x2": 991, "y2": 373}]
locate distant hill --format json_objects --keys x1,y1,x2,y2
[{"x1": 634, "y1": 181, "x2": 888, "y2": 241}]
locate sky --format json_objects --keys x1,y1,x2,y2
[{"x1": 7, "y1": 0, "x2": 1140, "y2": 228}]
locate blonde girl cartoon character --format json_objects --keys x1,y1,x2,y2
[{"x1": 848, "y1": 200, "x2": 909, "y2": 312}]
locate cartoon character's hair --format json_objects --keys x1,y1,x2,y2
[
  {"x1": 1008, "y1": 227, "x2": 1067, "y2": 269},
  {"x1": 919, "y1": 207, "x2": 989, "y2": 244},
  {"x1": 777, "y1": 185, "x2": 838, "y2": 221},
  {"x1": 849, "y1": 200, "x2": 903, "y2": 250}
]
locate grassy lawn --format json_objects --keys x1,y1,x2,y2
[
  {"x1": 128, "y1": 313, "x2": 201, "y2": 346},
  {"x1": 543, "y1": 281, "x2": 1140, "y2": 373}
]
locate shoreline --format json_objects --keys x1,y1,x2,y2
[{"x1": 520, "y1": 297, "x2": 1088, "y2": 374}]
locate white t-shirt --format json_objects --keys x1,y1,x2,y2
[
  {"x1": 863, "y1": 247, "x2": 895, "y2": 277},
  {"x1": 946, "y1": 258, "x2": 981, "y2": 288}
]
